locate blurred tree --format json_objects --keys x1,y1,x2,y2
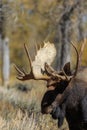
[
  {"x1": 77, "y1": 1, "x2": 84, "y2": 41},
  {"x1": 0, "y1": 0, "x2": 10, "y2": 86},
  {"x1": 58, "y1": 1, "x2": 79, "y2": 69},
  {"x1": 1, "y1": 0, "x2": 87, "y2": 81},
  {"x1": 44, "y1": 0, "x2": 87, "y2": 69}
]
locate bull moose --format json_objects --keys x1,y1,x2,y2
[{"x1": 15, "y1": 42, "x2": 87, "y2": 130}]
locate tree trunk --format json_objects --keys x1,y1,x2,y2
[
  {"x1": 0, "y1": 0, "x2": 10, "y2": 86},
  {"x1": 1, "y1": 37, "x2": 10, "y2": 86},
  {"x1": 0, "y1": 34, "x2": 2, "y2": 83},
  {"x1": 77, "y1": 3, "x2": 84, "y2": 41},
  {"x1": 54, "y1": 25, "x2": 62, "y2": 70},
  {"x1": 56, "y1": 1, "x2": 79, "y2": 70},
  {"x1": 0, "y1": 34, "x2": 2, "y2": 56},
  {"x1": 60, "y1": 20, "x2": 71, "y2": 69}
]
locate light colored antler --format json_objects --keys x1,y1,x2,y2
[
  {"x1": 71, "y1": 41, "x2": 79, "y2": 77},
  {"x1": 14, "y1": 43, "x2": 52, "y2": 81},
  {"x1": 14, "y1": 42, "x2": 79, "y2": 85}
]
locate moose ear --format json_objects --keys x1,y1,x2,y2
[{"x1": 63, "y1": 62, "x2": 71, "y2": 76}]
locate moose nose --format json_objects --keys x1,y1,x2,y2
[
  {"x1": 41, "y1": 105, "x2": 53, "y2": 114},
  {"x1": 41, "y1": 109, "x2": 46, "y2": 114}
]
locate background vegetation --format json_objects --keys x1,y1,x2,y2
[{"x1": 0, "y1": 0, "x2": 87, "y2": 130}]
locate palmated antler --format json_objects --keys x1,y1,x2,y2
[
  {"x1": 14, "y1": 44, "x2": 50, "y2": 81},
  {"x1": 15, "y1": 43, "x2": 71, "y2": 86},
  {"x1": 44, "y1": 42, "x2": 79, "y2": 82},
  {"x1": 15, "y1": 42, "x2": 71, "y2": 83},
  {"x1": 14, "y1": 42, "x2": 79, "y2": 86}
]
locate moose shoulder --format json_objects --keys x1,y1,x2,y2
[
  {"x1": 65, "y1": 78, "x2": 87, "y2": 130},
  {"x1": 15, "y1": 42, "x2": 87, "y2": 130},
  {"x1": 41, "y1": 66, "x2": 87, "y2": 130}
]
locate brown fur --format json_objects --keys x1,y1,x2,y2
[{"x1": 41, "y1": 67, "x2": 87, "y2": 130}]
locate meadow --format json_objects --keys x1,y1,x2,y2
[
  {"x1": 0, "y1": 0, "x2": 87, "y2": 129},
  {"x1": 0, "y1": 80, "x2": 69, "y2": 130}
]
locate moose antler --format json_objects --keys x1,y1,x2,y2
[
  {"x1": 44, "y1": 42, "x2": 79, "y2": 82},
  {"x1": 14, "y1": 43, "x2": 51, "y2": 81},
  {"x1": 15, "y1": 42, "x2": 79, "y2": 85},
  {"x1": 15, "y1": 42, "x2": 71, "y2": 83},
  {"x1": 71, "y1": 42, "x2": 79, "y2": 77},
  {"x1": 44, "y1": 62, "x2": 71, "y2": 80}
]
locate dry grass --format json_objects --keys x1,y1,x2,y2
[
  {"x1": 0, "y1": 80, "x2": 46, "y2": 112},
  {"x1": 0, "y1": 81, "x2": 69, "y2": 130},
  {"x1": 0, "y1": 108, "x2": 68, "y2": 130}
]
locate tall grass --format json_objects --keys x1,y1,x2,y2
[
  {"x1": 0, "y1": 108, "x2": 68, "y2": 130},
  {"x1": 0, "y1": 81, "x2": 69, "y2": 130}
]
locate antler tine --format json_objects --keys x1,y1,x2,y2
[
  {"x1": 45, "y1": 62, "x2": 69, "y2": 80},
  {"x1": 42, "y1": 42, "x2": 79, "y2": 82},
  {"x1": 15, "y1": 43, "x2": 51, "y2": 81},
  {"x1": 14, "y1": 64, "x2": 30, "y2": 80},
  {"x1": 44, "y1": 62, "x2": 57, "y2": 76},
  {"x1": 14, "y1": 43, "x2": 35, "y2": 81},
  {"x1": 71, "y1": 41, "x2": 79, "y2": 77},
  {"x1": 24, "y1": 44, "x2": 51, "y2": 80},
  {"x1": 61, "y1": 42, "x2": 79, "y2": 80},
  {"x1": 14, "y1": 64, "x2": 25, "y2": 76}
]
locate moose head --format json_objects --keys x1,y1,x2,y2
[{"x1": 15, "y1": 42, "x2": 81, "y2": 129}]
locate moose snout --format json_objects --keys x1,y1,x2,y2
[{"x1": 41, "y1": 105, "x2": 53, "y2": 114}]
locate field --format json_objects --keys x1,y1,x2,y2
[{"x1": 0, "y1": 80, "x2": 69, "y2": 130}]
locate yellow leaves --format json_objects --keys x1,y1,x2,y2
[
  {"x1": 37, "y1": 0, "x2": 57, "y2": 13},
  {"x1": 71, "y1": 39, "x2": 87, "y2": 69},
  {"x1": 81, "y1": 42, "x2": 87, "y2": 66}
]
